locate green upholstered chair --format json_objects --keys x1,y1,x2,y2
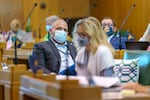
[{"x1": 123, "y1": 50, "x2": 150, "y2": 85}]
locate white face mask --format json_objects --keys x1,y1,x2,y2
[{"x1": 53, "y1": 30, "x2": 67, "y2": 43}]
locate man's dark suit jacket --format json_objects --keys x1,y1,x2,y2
[
  {"x1": 110, "y1": 34, "x2": 134, "y2": 49},
  {"x1": 33, "y1": 39, "x2": 77, "y2": 73}
]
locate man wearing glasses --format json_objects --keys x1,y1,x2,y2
[{"x1": 101, "y1": 17, "x2": 134, "y2": 49}]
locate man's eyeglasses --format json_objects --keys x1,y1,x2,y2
[{"x1": 101, "y1": 23, "x2": 114, "y2": 28}]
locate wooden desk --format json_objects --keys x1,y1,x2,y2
[
  {"x1": 21, "y1": 42, "x2": 35, "y2": 49},
  {"x1": 0, "y1": 42, "x2": 6, "y2": 62},
  {"x1": 2, "y1": 49, "x2": 32, "y2": 68},
  {"x1": 19, "y1": 75, "x2": 150, "y2": 100},
  {"x1": 19, "y1": 75, "x2": 102, "y2": 100},
  {"x1": 102, "y1": 89, "x2": 150, "y2": 100},
  {"x1": 0, "y1": 65, "x2": 4, "y2": 100},
  {"x1": 0, "y1": 64, "x2": 33, "y2": 100}
]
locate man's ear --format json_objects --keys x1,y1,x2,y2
[{"x1": 49, "y1": 28, "x2": 53, "y2": 34}]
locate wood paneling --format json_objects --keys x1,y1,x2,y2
[
  {"x1": 23, "y1": 0, "x2": 59, "y2": 39},
  {"x1": 0, "y1": 0, "x2": 89, "y2": 40},
  {"x1": 0, "y1": 0, "x2": 23, "y2": 32},
  {"x1": 58, "y1": 0, "x2": 90, "y2": 18},
  {"x1": 1, "y1": 0, "x2": 150, "y2": 40},
  {"x1": 23, "y1": 0, "x2": 90, "y2": 39},
  {"x1": 90, "y1": 0, "x2": 150, "y2": 40}
]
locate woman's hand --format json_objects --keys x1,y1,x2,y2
[{"x1": 122, "y1": 82, "x2": 149, "y2": 93}]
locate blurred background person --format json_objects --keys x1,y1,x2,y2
[
  {"x1": 75, "y1": 16, "x2": 115, "y2": 78},
  {"x1": 6, "y1": 19, "x2": 34, "y2": 49},
  {"x1": 6, "y1": 19, "x2": 23, "y2": 49},
  {"x1": 42, "y1": 15, "x2": 59, "y2": 41},
  {"x1": 101, "y1": 17, "x2": 134, "y2": 49}
]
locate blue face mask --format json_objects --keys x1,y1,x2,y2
[
  {"x1": 106, "y1": 27, "x2": 114, "y2": 36},
  {"x1": 77, "y1": 35, "x2": 89, "y2": 47},
  {"x1": 45, "y1": 25, "x2": 52, "y2": 32},
  {"x1": 53, "y1": 30, "x2": 67, "y2": 43}
]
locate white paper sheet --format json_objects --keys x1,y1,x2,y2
[{"x1": 56, "y1": 75, "x2": 120, "y2": 88}]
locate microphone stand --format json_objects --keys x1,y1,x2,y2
[
  {"x1": 22, "y1": 3, "x2": 37, "y2": 27},
  {"x1": 118, "y1": 4, "x2": 136, "y2": 50},
  {"x1": 38, "y1": 26, "x2": 41, "y2": 39},
  {"x1": 38, "y1": 18, "x2": 45, "y2": 39},
  {"x1": 38, "y1": 9, "x2": 51, "y2": 39},
  {"x1": 14, "y1": 35, "x2": 18, "y2": 65}
]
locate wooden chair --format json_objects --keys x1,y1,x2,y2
[
  {"x1": 21, "y1": 42, "x2": 35, "y2": 49},
  {"x1": 0, "y1": 42, "x2": 6, "y2": 62}
]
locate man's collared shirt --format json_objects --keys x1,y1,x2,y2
[{"x1": 52, "y1": 39, "x2": 74, "y2": 72}]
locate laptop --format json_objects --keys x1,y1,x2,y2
[{"x1": 125, "y1": 41, "x2": 149, "y2": 50}]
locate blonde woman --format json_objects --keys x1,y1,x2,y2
[{"x1": 75, "y1": 17, "x2": 115, "y2": 77}]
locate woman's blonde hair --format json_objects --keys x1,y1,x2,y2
[
  {"x1": 77, "y1": 16, "x2": 115, "y2": 54},
  {"x1": 10, "y1": 19, "x2": 21, "y2": 32}
]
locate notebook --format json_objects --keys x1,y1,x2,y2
[{"x1": 125, "y1": 41, "x2": 149, "y2": 50}]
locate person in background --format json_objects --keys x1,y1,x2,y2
[
  {"x1": 75, "y1": 16, "x2": 115, "y2": 77},
  {"x1": 43, "y1": 15, "x2": 59, "y2": 41},
  {"x1": 101, "y1": 17, "x2": 134, "y2": 49},
  {"x1": 139, "y1": 23, "x2": 150, "y2": 50},
  {"x1": 6, "y1": 19, "x2": 22, "y2": 40},
  {"x1": 6, "y1": 19, "x2": 34, "y2": 49},
  {"x1": 33, "y1": 19, "x2": 77, "y2": 75},
  {"x1": 6, "y1": 19, "x2": 24, "y2": 49}
]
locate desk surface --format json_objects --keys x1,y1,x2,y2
[
  {"x1": 20, "y1": 85, "x2": 150, "y2": 100},
  {"x1": 103, "y1": 92, "x2": 150, "y2": 100},
  {"x1": 2, "y1": 49, "x2": 32, "y2": 60},
  {"x1": 20, "y1": 87, "x2": 58, "y2": 100},
  {"x1": 19, "y1": 75, "x2": 150, "y2": 100},
  {"x1": 2, "y1": 49, "x2": 32, "y2": 65}
]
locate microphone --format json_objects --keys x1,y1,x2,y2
[
  {"x1": 14, "y1": 30, "x2": 23, "y2": 65},
  {"x1": 118, "y1": 3, "x2": 136, "y2": 50},
  {"x1": 119, "y1": 4, "x2": 136, "y2": 30},
  {"x1": 23, "y1": 3, "x2": 38, "y2": 27},
  {"x1": 38, "y1": 8, "x2": 51, "y2": 39}
]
